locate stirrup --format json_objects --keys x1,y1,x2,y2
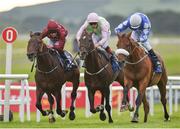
[{"x1": 154, "y1": 65, "x2": 162, "y2": 73}]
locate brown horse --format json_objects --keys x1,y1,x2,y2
[
  {"x1": 116, "y1": 33, "x2": 170, "y2": 123},
  {"x1": 79, "y1": 31, "x2": 124, "y2": 123},
  {"x1": 27, "y1": 32, "x2": 80, "y2": 122}
]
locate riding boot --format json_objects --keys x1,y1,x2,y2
[
  {"x1": 105, "y1": 46, "x2": 120, "y2": 72},
  {"x1": 148, "y1": 49, "x2": 162, "y2": 73},
  {"x1": 60, "y1": 52, "x2": 71, "y2": 71}
]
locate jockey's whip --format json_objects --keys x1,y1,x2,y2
[{"x1": 31, "y1": 57, "x2": 36, "y2": 72}]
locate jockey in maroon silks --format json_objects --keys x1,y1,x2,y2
[{"x1": 40, "y1": 19, "x2": 76, "y2": 71}]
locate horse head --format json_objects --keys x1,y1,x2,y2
[
  {"x1": 116, "y1": 32, "x2": 138, "y2": 55},
  {"x1": 27, "y1": 31, "x2": 44, "y2": 62},
  {"x1": 79, "y1": 31, "x2": 94, "y2": 60}
]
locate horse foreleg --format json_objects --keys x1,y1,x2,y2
[
  {"x1": 104, "y1": 87, "x2": 113, "y2": 123},
  {"x1": 35, "y1": 88, "x2": 47, "y2": 116},
  {"x1": 142, "y1": 93, "x2": 149, "y2": 123},
  {"x1": 121, "y1": 81, "x2": 132, "y2": 112},
  {"x1": 69, "y1": 80, "x2": 79, "y2": 120},
  {"x1": 99, "y1": 92, "x2": 106, "y2": 121},
  {"x1": 54, "y1": 90, "x2": 68, "y2": 118},
  {"x1": 157, "y1": 81, "x2": 170, "y2": 121},
  {"x1": 131, "y1": 83, "x2": 146, "y2": 123},
  {"x1": 87, "y1": 86, "x2": 96, "y2": 113},
  {"x1": 47, "y1": 93, "x2": 55, "y2": 123}
]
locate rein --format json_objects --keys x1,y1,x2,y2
[
  {"x1": 85, "y1": 63, "x2": 109, "y2": 76},
  {"x1": 125, "y1": 42, "x2": 148, "y2": 65},
  {"x1": 30, "y1": 45, "x2": 59, "y2": 74},
  {"x1": 125, "y1": 55, "x2": 148, "y2": 65},
  {"x1": 36, "y1": 65, "x2": 58, "y2": 74},
  {"x1": 84, "y1": 48, "x2": 109, "y2": 76}
]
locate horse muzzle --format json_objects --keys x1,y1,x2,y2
[
  {"x1": 27, "y1": 53, "x2": 36, "y2": 62},
  {"x1": 79, "y1": 51, "x2": 87, "y2": 60}
]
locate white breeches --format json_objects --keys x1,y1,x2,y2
[{"x1": 131, "y1": 31, "x2": 152, "y2": 51}]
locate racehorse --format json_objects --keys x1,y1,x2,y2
[
  {"x1": 116, "y1": 33, "x2": 170, "y2": 123},
  {"x1": 27, "y1": 32, "x2": 80, "y2": 122},
  {"x1": 79, "y1": 31, "x2": 125, "y2": 123}
]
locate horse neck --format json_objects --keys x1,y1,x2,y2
[
  {"x1": 37, "y1": 45, "x2": 57, "y2": 70},
  {"x1": 85, "y1": 50, "x2": 101, "y2": 72},
  {"x1": 128, "y1": 43, "x2": 146, "y2": 62}
]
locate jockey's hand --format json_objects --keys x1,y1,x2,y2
[{"x1": 95, "y1": 44, "x2": 101, "y2": 48}]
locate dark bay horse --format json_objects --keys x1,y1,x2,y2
[
  {"x1": 27, "y1": 32, "x2": 80, "y2": 122},
  {"x1": 116, "y1": 33, "x2": 170, "y2": 123},
  {"x1": 79, "y1": 31, "x2": 124, "y2": 123}
]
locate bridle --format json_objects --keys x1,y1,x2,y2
[
  {"x1": 30, "y1": 39, "x2": 58, "y2": 74},
  {"x1": 123, "y1": 38, "x2": 148, "y2": 65},
  {"x1": 79, "y1": 34, "x2": 109, "y2": 76}
]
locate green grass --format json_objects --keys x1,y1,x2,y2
[{"x1": 0, "y1": 104, "x2": 180, "y2": 128}]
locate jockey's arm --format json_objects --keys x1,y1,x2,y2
[
  {"x1": 97, "y1": 31, "x2": 108, "y2": 46},
  {"x1": 139, "y1": 28, "x2": 150, "y2": 43},
  {"x1": 53, "y1": 40, "x2": 65, "y2": 52},
  {"x1": 114, "y1": 20, "x2": 129, "y2": 34},
  {"x1": 76, "y1": 21, "x2": 88, "y2": 44}
]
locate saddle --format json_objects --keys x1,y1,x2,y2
[
  {"x1": 96, "y1": 47, "x2": 110, "y2": 61},
  {"x1": 50, "y1": 49, "x2": 78, "y2": 70}
]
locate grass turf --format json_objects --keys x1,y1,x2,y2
[{"x1": 0, "y1": 104, "x2": 179, "y2": 128}]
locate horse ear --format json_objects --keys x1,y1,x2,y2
[{"x1": 30, "y1": 31, "x2": 33, "y2": 37}]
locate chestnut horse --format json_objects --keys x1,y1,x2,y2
[
  {"x1": 79, "y1": 31, "x2": 124, "y2": 123},
  {"x1": 116, "y1": 33, "x2": 170, "y2": 123},
  {"x1": 27, "y1": 32, "x2": 80, "y2": 122}
]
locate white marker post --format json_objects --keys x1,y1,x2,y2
[{"x1": 2, "y1": 27, "x2": 18, "y2": 122}]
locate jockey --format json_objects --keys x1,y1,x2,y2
[
  {"x1": 40, "y1": 19, "x2": 76, "y2": 71},
  {"x1": 114, "y1": 12, "x2": 162, "y2": 73},
  {"x1": 76, "y1": 12, "x2": 120, "y2": 72}
]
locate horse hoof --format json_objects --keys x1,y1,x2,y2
[
  {"x1": 96, "y1": 105, "x2": 104, "y2": 112},
  {"x1": 100, "y1": 112, "x2": 106, "y2": 121},
  {"x1": 128, "y1": 106, "x2": 134, "y2": 112},
  {"x1": 120, "y1": 105, "x2": 128, "y2": 112},
  {"x1": 69, "y1": 111, "x2": 75, "y2": 120},
  {"x1": 60, "y1": 110, "x2": 68, "y2": 117},
  {"x1": 164, "y1": 117, "x2": 171, "y2": 122},
  {"x1": 131, "y1": 117, "x2": 139, "y2": 123},
  {"x1": 90, "y1": 109, "x2": 96, "y2": 114},
  {"x1": 144, "y1": 119, "x2": 147, "y2": 123},
  {"x1": 42, "y1": 111, "x2": 48, "y2": 116},
  {"x1": 109, "y1": 119, "x2": 113, "y2": 123},
  {"x1": 49, "y1": 117, "x2": 56, "y2": 123}
]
